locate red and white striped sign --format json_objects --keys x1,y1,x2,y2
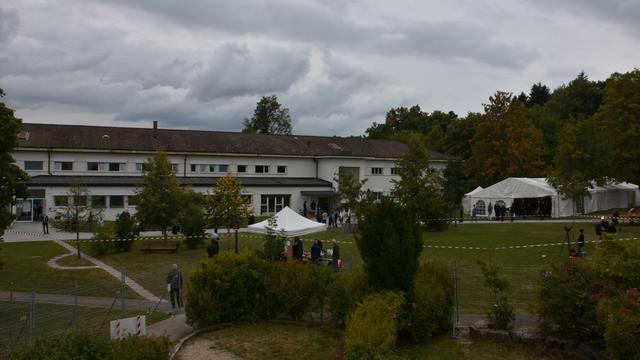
[{"x1": 110, "y1": 315, "x2": 146, "y2": 339}]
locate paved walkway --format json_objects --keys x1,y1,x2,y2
[
  {"x1": 458, "y1": 314, "x2": 537, "y2": 328},
  {"x1": 0, "y1": 290, "x2": 170, "y2": 312},
  {"x1": 148, "y1": 312, "x2": 194, "y2": 341},
  {"x1": 52, "y1": 239, "x2": 162, "y2": 303}
]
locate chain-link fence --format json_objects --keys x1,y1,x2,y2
[{"x1": 0, "y1": 267, "x2": 172, "y2": 358}]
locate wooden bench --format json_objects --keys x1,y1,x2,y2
[{"x1": 141, "y1": 239, "x2": 181, "y2": 253}]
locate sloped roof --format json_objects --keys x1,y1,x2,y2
[{"x1": 17, "y1": 123, "x2": 452, "y2": 160}]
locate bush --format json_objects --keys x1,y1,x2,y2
[
  {"x1": 537, "y1": 261, "x2": 608, "y2": 341},
  {"x1": 592, "y1": 241, "x2": 640, "y2": 288},
  {"x1": 409, "y1": 262, "x2": 453, "y2": 341},
  {"x1": 272, "y1": 261, "x2": 315, "y2": 320},
  {"x1": 181, "y1": 202, "x2": 207, "y2": 249},
  {"x1": 597, "y1": 291, "x2": 640, "y2": 360},
  {"x1": 91, "y1": 223, "x2": 114, "y2": 255},
  {"x1": 114, "y1": 211, "x2": 135, "y2": 252},
  {"x1": 479, "y1": 261, "x2": 515, "y2": 330},
  {"x1": 328, "y1": 269, "x2": 371, "y2": 327},
  {"x1": 344, "y1": 291, "x2": 405, "y2": 360},
  {"x1": 356, "y1": 199, "x2": 422, "y2": 294},
  {"x1": 186, "y1": 253, "x2": 268, "y2": 327},
  {"x1": 10, "y1": 332, "x2": 171, "y2": 360}
]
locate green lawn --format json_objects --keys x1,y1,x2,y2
[{"x1": 0, "y1": 242, "x2": 128, "y2": 298}]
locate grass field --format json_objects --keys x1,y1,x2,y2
[
  {"x1": 0, "y1": 242, "x2": 128, "y2": 298},
  {"x1": 178, "y1": 322, "x2": 568, "y2": 360}
]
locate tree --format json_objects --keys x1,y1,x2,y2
[
  {"x1": 596, "y1": 69, "x2": 640, "y2": 185},
  {"x1": 0, "y1": 88, "x2": 29, "y2": 241},
  {"x1": 180, "y1": 188, "x2": 207, "y2": 249},
  {"x1": 548, "y1": 118, "x2": 608, "y2": 215},
  {"x1": 135, "y1": 152, "x2": 184, "y2": 239},
  {"x1": 392, "y1": 135, "x2": 447, "y2": 229},
  {"x1": 333, "y1": 167, "x2": 367, "y2": 225},
  {"x1": 114, "y1": 210, "x2": 136, "y2": 252},
  {"x1": 467, "y1": 91, "x2": 547, "y2": 186},
  {"x1": 527, "y1": 82, "x2": 551, "y2": 107},
  {"x1": 57, "y1": 181, "x2": 100, "y2": 258},
  {"x1": 205, "y1": 171, "x2": 250, "y2": 251},
  {"x1": 242, "y1": 95, "x2": 292, "y2": 135},
  {"x1": 442, "y1": 113, "x2": 479, "y2": 160},
  {"x1": 442, "y1": 160, "x2": 473, "y2": 213},
  {"x1": 356, "y1": 199, "x2": 422, "y2": 294}
]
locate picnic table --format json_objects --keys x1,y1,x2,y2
[{"x1": 141, "y1": 239, "x2": 181, "y2": 253}]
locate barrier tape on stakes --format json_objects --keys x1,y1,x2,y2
[{"x1": 421, "y1": 213, "x2": 639, "y2": 222}]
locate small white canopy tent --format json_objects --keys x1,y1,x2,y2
[
  {"x1": 464, "y1": 177, "x2": 639, "y2": 218},
  {"x1": 462, "y1": 186, "x2": 483, "y2": 213},
  {"x1": 247, "y1": 206, "x2": 327, "y2": 237}
]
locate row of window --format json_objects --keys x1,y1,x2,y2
[
  {"x1": 371, "y1": 167, "x2": 399, "y2": 176},
  {"x1": 23, "y1": 161, "x2": 288, "y2": 175},
  {"x1": 52, "y1": 194, "x2": 290, "y2": 215}
]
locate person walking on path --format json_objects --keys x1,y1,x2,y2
[
  {"x1": 206, "y1": 234, "x2": 219, "y2": 258},
  {"x1": 42, "y1": 214, "x2": 49, "y2": 234},
  {"x1": 167, "y1": 264, "x2": 183, "y2": 310},
  {"x1": 331, "y1": 239, "x2": 341, "y2": 271},
  {"x1": 577, "y1": 229, "x2": 585, "y2": 257}
]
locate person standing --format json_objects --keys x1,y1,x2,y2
[
  {"x1": 167, "y1": 264, "x2": 183, "y2": 310},
  {"x1": 303, "y1": 201, "x2": 308, "y2": 216},
  {"x1": 459, "y1": 205, "x2": 464, "y2": 223},
  {"x1": 494, "y1": 203, "x2": 499, "y2": 221},
  {"x1": 471, "y1": 205, "x2": 477, "y2": 222},
  {"x1": 293, "y1": 236, "x2": 303, "y2": 260},
  {"x1": 42, "y1": 214, "x2": 49, "y2": 234},
  {"x1": 577, "y1": 229, "x2": 585, "y2": 257},
  {"x1": 311, "y1": 240, "x2": 321, "y2": 264},
  {"x1": 206, "y1": 234, "x2": 219, "y2": 258},
  {"x1": 331, "y1": 239, "x2": 341, "y2": 271},
  {"x1": 488, "y1": 202, "x2": 493, "y2": 220}
]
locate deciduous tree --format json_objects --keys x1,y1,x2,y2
[
  {"x1": 206, "y1": 171, "x2": 250, "y2": 250},
  {"x1": 242, "y1": 95, "x2": 292, "y2": 135}
]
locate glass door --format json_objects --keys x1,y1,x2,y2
[{"x1": 15, "y1": 199, "x2": 33, "y2": 221}]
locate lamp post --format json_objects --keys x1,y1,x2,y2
[{"x1": 232, "y1": 215, "x2": 240, "y2": 254}]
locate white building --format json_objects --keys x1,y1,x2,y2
[{"x1": 12, "y1": 122, "x2": 450, "y2": 222}]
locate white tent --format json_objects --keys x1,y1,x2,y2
[
  {"x1": 462, "y1": 186, "x2": 483, "y2": 212},
  {"x1": 464, "y1": 177, "x2": 640, "y2": 218},
  {"x1": 247, "y1": 206, "x2": 327, "y2": 237}
]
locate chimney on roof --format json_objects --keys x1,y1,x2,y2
[{"x1": 153, "y1": 121, "x2": 158, "y2": 138}]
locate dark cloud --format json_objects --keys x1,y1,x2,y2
[
  {"x1": 533, "y1": 0, "x2": 640, "y2": 35},
  {"x1": 188, "y1": 44, "x2": 311, "y2": 101}
]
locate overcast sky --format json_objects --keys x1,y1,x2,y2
[{"x1": 1, "y1": 0, "x2": 638, "y2": 136}]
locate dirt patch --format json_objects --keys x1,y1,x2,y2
[{"x1": 176, "y1": 337, "x2": 242, "y2": 360}]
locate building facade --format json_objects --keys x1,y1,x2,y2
[{"x1": 12, "y1": 123, "x2": 449, "y2": 222}]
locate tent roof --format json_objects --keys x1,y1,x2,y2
[
  {"x1": 469, "y1": 177, "x2": 639, "y2": 200},
  {"x1": 464, "y1": 186, "x2": 484, "y2": 196},
  {"x1": 247, "y1": 206, "x2": 327, "y2": 237}
]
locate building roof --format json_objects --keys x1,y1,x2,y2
[
  {"x1": 26, "y1": 175, "x2": 333, "y2": 188},
  {"x1": 17, "y1": 123, "x2": 451, "y2": 160}
]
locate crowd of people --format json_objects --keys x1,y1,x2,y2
[{"x1": 303, "y1": 201, "x2": 351, "y2": 229}]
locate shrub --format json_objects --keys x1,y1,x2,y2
[
  {"x1": 10, "y1": 332, "x2": 171, "y2": 360},
  {"x1": 114, "y1": 211, "x2": 135, "y2": 252},
  {"x1": 268, "y1": 261, "x2": 316, "y2": 320},
  {"x1": 478, "y1": 261, "x2": 515, "y2": 330},
  {"x1": 344, "y1": 291, "x2": 405, "y2": 360},
  {"x1": 181, "y1": 202, "x2": 207, "y2": 249},
  {"x1": 311, "y1": 265, "x2": 336, "y2": 322},
  {"x1": 537, "y1": 261, "x2": 608, "y2": 341},
  {"x1": 186, "y1": 253, "x2": 268, "y2": 327},
  {"x1": 356, "y1": 199, "x2": 422, "y2": 294},
  {"x1": 409, "y1": 262, "x2": 453, "y2": 341},
  {"x1": 91, "y1": 223, "x2": 114, "y2": 255},
  {"x1": 592, "y1": 241, "x2": 640, "y2": 288},
  {"x1": 597, "y1": 291, "x2": 640, "y2": 360},
  {"x1": 328, "y1": 269, "x2": 371, "y2": 327}
]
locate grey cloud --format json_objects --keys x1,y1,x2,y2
[
  {"x1": 187, "y1": 44, "x2": 310, "y2": 101},
  {"x1": 0, "y1": 6, "x2": 19, "y2": 43},
  {"x1": 104, "y1": 0, "x2": 533, "y2": 69}
]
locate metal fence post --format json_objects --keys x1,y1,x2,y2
[
  {"x1": 121, "y1": 272, "x2": 127, "y2": 318},
  {"x1": 29, "y1": 292, "x2": 35, "y2": 346},
  {"x1": 451, "y1": 261, "x2": 459, "y2": 337},
  {"x1": 10, "y1": 283, "x2": 14, "y2": 345},
  {"x1": 74, "y1": 281, "x2": 79, "y2": 332}
]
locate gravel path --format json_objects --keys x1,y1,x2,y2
[{"x1": 176, "y1": 337, "x2": 241, "y2": 360}]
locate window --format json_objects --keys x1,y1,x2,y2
[
  {"x1": 91, "y1": 196, "x2": 107, "y2": 208},
  {"x1": 136, "y1": 163, "x2": 150, "y2": 172},
  {"x1": 391, "y1": 167, "x2": 399, "y2": 175},
  {"x1": 54, "y1": 196, "x2": 69, "y2": 207},
  {"x1": 371, "y1": 167, "x2": 383, "y2": 175},
  {"x1": 171, "y1": 164, "x2": 179, "y2": 172},
  {"x1": 73, "y1": 196, "x2": 88, "y2": 206},
  {"x1": 190, "y1": 164, "x2": 207, "y2": 172},
  {"x1": 371, "y1": 191, "x2": 383, "y2": 201},
  {"x1": 209, "y1": 165, "x2": 216, "y2": 172},
  {"x1": 87, "y1": 162, "x2": 105, "y2": 171},
  {"x1": 109, "y1": 196, "x2": 124, "y2": 208},
  {"x1": 237, "y1": 165, "x2": 247, "y2": 173},
  {"x1": 127, "y1": 195, "x2": 140, "y2": 206},
  {"x1": 277, "y1": 165, "x2": 287, "y2": 174},
  {"x1": 475, "y1": 200, "x2": 486, "y2": 215},
  {"x1": 255, "y1": 165, "x2": 269, "y2": 174},
  {"x1": 24, "y1": 161, "x2": 43, "y2": 171},
  {"x1": 54, "y1": 161, "x2": 73, "y2": 171},
  {"x1": 109, "y1": 163, "x2": 125, "y2": 172},
  {"x1": 218, "y1": 164, "x2": 229, "y2": 173},
  {"x1": 260, "y1": 194, "x2": 290, "y2": 215}
]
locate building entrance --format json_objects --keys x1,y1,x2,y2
[{"x1": 15, "y1": 199, "x2": 45, "y2": 222}]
